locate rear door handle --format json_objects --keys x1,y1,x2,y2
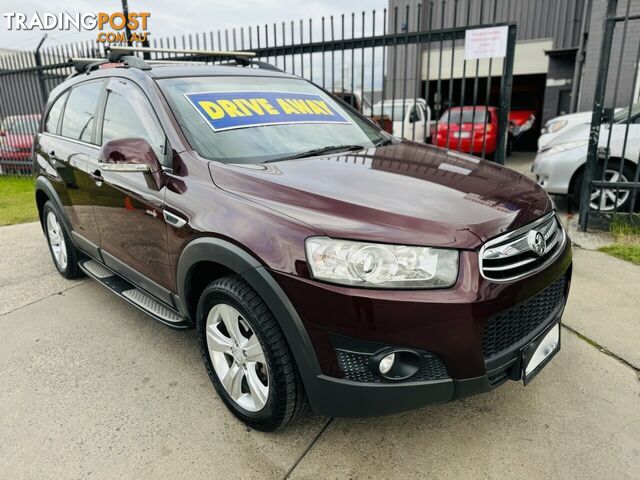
[
  {"x1": 91, "y1": 169, "x2": 103, "y2": 187},
  {"x1": 49, "y1": 150, "x2": 61, "y2": 164}
]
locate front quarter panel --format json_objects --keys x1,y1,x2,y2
[{"x1": 164, "y1": 153, "x2": 322, "y2": 279}]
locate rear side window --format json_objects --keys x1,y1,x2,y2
[
  {"x1": 61, "y1": 81, "x2": 103, "y2": 143},
  {"x1": 44, "y1": 92, "x2": 68, "y2": 134}
]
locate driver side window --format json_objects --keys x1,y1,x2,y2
[
  {"x1": 101, "y1": 88, "x2": 167, "y2": 164},
  {"x1": 409, "y1": 106, "x2": 424, "y2": 123}
]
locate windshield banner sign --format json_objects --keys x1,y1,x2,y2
[{"x1": 184, "y1": 91, "x2": 351, "y2": 132}]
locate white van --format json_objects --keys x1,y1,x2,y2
[{"x1": 371, "y1": 99, "x2": 431, "y2": 142}]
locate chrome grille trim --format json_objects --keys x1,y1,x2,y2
[{"x1": 479, "y1": 211, "x2": 566, "y2": 282}]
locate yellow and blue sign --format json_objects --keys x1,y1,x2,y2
[{"x1": 184, "y1": 91, "x2": 351, "y2": 132}]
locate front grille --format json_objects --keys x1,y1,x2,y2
[
  {"x1": 336, "y1": 350, "x2": 449, "y2": 383},
  {"x1": 482, "y1": 275, "x2": 566, "y2": 359},
  {"x1": 480, "y1": 212, "x2": 566, "y2": 281}
]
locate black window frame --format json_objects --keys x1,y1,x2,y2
[{"x1": 43, "y1": 90, "x2": 70, "y2": 135}]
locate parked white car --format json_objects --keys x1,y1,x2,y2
[
  {"x1": 371, "y1": 99, "x2": 431, "y2": 142},
  {"x1": 538, "y1": 111, "x2": 593, "y2": 152},
  {"x1": 532, "y1": 105, "x2": 640, "y2": 211}
]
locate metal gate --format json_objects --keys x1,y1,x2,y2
[
  {"x1": 0, "y1": 1, "x2": 516, "y2": 174},
  {"x1": 579, "y1": 0, "x2": 640, "y2": 230}
]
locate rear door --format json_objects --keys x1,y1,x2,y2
[
  {"x1": 43, "y1": 80, "x2": 105, "y2": 250},
  {"x1": 91, "y1": 77, "x2": 174, "y2": 301}
]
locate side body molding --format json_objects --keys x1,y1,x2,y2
[{"x1": 175, "y1": 237, "x2": 323, "y2": 388}]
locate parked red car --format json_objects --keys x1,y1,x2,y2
[
  {"x1": 431, "y1": 106, "x2": 499, "y2": 155},
  {"x1": 509, "y1": 109, "x2": 536, "y2": 137},
  {"x1": 0, "y1": 114, "x2": 41, "y2": 173}
]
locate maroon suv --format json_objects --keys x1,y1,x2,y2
[{"x1": 34, "y1": 55, "x2": 571, "y2": 431}]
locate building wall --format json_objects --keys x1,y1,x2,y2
[
  {"x1": 578, "y1": 0, "x2": 640, "y2": 112},
  {"x1": 385, "y1": 0, "x2": 589, "y2": 126}
]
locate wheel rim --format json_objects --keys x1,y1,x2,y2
[
  {"x1": 206, "y1": 304, "x2": 269, "y2": 412},
  {"x1": 46, "y1": 211, "x2": 68, "y2": 270},
  {"x1": 590, "y1": 169, "x2": 630, "y2": 211}
]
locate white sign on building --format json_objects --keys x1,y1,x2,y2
[{"x1": 464, "y1": 26, "x2": 509, "y2": 60}]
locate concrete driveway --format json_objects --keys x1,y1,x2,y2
[{"x1": 1, "y1": 219, "x2": 638, "y2": 479}]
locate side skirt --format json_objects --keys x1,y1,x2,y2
[{"x1": 79, "y1": 258, "x2": 191, "y2": 330}]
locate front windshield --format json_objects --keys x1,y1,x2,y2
[{"x1": 158, "y1": 75, "x2": 386, "y2": 163}]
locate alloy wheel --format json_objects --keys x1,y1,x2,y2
[
  {"x1": 205, "y1": 303, "x2": 269, "y2": 412},
  {"x1": 46, "y1": 211, "x2": 68, "y2": 270},
  {"x1": 590, "y1": 169, "x2": 630, "y2": 211}
]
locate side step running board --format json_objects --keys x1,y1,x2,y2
[{"x1": 79, "y1": 258, "x2": 191, "y2": 330}]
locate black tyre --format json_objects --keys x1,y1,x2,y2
[
  {"x1": 197, "y1": 275, "x2": 307, "y2": 431},
  {"x1": 572, "y1": 160, "x2": 635, "y2": 212},
  {"x1": 42, "y1": 200, "x2": 81, "y2": 279}
]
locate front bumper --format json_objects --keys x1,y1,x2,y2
[
  {"x1": 532, "y1": 147, "x2": 587, "y2": 195},
  {"x1": 270, "y1": 240, "x2": 572, "y2": 417}
]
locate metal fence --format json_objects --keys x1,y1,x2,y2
[
  {"x1": 579, "y1": 0, "x2": 640, "y2": 229},
  {"x1": 0, "y1": 2, "x2": 517, "y2": 175}
]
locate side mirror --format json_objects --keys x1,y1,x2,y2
[
  {"x1": 99, "y1": 138, "x2": 164, "y2": 189},
  {"x1": 601, "y1": 107, "x2": 613, "y2": 124}
]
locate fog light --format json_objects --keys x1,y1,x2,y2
[{"x1": 378, "y1": 353, "x2": 395, "y2": 374}]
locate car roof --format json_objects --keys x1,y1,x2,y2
[
  {"x1": 142, "y1": 63, "x2": 296, "y2": 80},
  {"x1": 47, "y1": 62, "x2": 300, "y2": 104}
]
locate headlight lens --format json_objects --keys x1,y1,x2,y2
[
  {"x1": 544, "y1": 140, "x2": 588, "y2": 155},
  {"x1": 546, "y1": 119, "x2": 568, "y2": 133},
  {"x1": 305, "y1": 237, "x2": 459, "y2": 288}
]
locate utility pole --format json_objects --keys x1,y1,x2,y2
[
  {"x1": 34, "y1": 34, "x2": 48, "y2": 109},
  {"x1": 121, "y1": 0, "x2": 132, "y2": 45}
]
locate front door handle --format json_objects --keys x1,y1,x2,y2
[{"x1": 91, "y1": 169, "x2": 103, "y2": 187}]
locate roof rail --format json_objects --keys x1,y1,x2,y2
[
  {"x1": 70, "y1": 57, "x2": 108, "y2": 74},
  {"x1": 69, "y1": 55, "x2": 150, "y2": 75},
  {"x1": 69, "y1": 47, "x2": 283, "y2": 77},
  {"x1": 106, "y1": 46, "x2": 256, "y2": 63}
]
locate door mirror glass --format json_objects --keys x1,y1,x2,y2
[{"x1": 99, "y1": 137, "x2": 162, "y2": 173}]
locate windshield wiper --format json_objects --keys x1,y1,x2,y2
[{"x1": 266, "y1": 144, "x2": 365, "y2": 162}]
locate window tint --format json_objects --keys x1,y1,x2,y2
[
  {"x1": 61, "y1": 81, "x2": 103, "y2": 142},
  {"x1": 45, "y1": 92, "x2": 68, "y2": 134},
  {"x1": 101, "y1": 90, "x2": 165, "y2": 158}
]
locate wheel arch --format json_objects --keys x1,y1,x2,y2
[
  {"x1": 34, "y1": 176, "x2": 70, "y2": 233},
  {"x1": 568, "y1": 156, "x2": 637, "y2": 197},
  {"x1": 176, "y1": 237, "x2": 322, "y2": 384}
]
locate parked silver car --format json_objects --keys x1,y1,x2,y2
[
  {"x1": 537, "y1": 111, "x2": 592, "y2": 152},
  {"x1": 532, "y1": 105, "x2": 640, "y2": 211}
]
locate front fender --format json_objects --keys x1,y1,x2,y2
[{"x1": 175, "y1": 237, "x2": 323, "y2": 391}]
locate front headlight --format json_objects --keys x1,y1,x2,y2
[
  {"x1": 543, "y1": 140, "x2": 588, "y2": 155},
  {"x1": 546, "y1": 119, "x2": 568, "y2": 133},
  {"x1": 305, "y1": 237, "x2": 459, "y2": 289}
]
